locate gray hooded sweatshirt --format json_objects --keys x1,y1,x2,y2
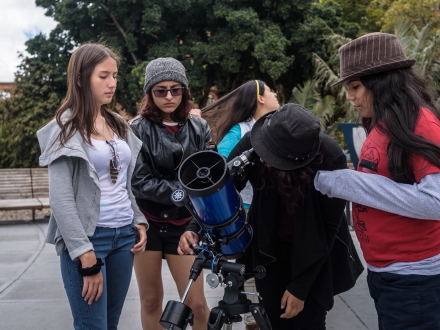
[{"x1": 37, "y1": 112, "x2": 148, "y2": 260}]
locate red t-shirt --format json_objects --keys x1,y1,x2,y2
[
  {"x1": 163, "y1": 124, "x2": 179, "y2": 134},
  {"x1": 353, "y1": 107, "x2": 440, "y2": 267}
]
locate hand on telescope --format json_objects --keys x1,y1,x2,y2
[
  {"x1": 280, "y1": 290, "x2": 304, "y2": 319},
  {"x1": 177, "y1": 231, "x2": 199, "y2": 255}
]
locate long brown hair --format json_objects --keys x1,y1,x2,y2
[
  {"x1": 359, "y1": 68, "x2": 440, "y2": 184},
  {"x1": 55, "y1": 43, "x2": 127, "y2": 146},
  {"x1": 138, "y1": 87, "x2": 193, "y2": 123},
  {"x1": 202, "y1": 80, "x2": 265, "y2": 144}
]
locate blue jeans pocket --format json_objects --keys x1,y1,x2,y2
[{"x1": 129, "y1": 223, "x2": 139, "y2": 243}]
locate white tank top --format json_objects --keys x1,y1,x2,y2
[{"x1": 87, "y1": 134, "x2": 133, "y2": 228}]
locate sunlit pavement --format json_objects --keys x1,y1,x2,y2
[{"x1": 0, "y1": 221, "x2": 377, "y2": 330}]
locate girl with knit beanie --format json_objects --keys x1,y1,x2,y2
[{"x1": 131, "y1": 57, "x2": 210, "y2": 330}]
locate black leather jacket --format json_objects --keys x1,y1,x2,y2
[{"x1": 131, "y1": 116, "x2": 211, "y2": 219}]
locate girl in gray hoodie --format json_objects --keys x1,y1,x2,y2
[{"x1": 37, "y1": 43, "x2": 148, "y2": 330}]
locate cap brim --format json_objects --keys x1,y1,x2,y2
[
  {"x1": 331, "y1": 58, "x2": 416, "y2": 87},
  {"x1": 250, "y1": 111, "x2": 320, "y2": 171}
]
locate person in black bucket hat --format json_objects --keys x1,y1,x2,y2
[
  {"x1": 180, "y1": 103, "x2": 364, "y2": 329},
  {"x1": 250, "y1": 103, "x2": 321, "y2": 170}
]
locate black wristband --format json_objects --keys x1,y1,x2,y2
[{"x1": 78, "y1": 258, "x2": 104, "y2": 277}]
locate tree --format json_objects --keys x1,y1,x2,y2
[
  {"x1": 380, "y1": 0, "x2": 440, "y2": 33},
  {"x1": 33, "y1": 0, "x2": 357, "y2": 104},
  {"x1": 290, "y1": 19, "x2": 440, "y2": 148},
  {"x1": 2, "y1": 0, "x2": 354, "y2": 167},
  {"x1": 0, "y1": 27, "x2": 73, "y2": 167},
  {"x1": 290, "y1": 34, "x2": 356, "y2": 147},
  {"x1": 395, "y1": 19, "x2": 440, "y2": 90},
  {"x1": 291, "y1": 80, "x2": 335, "y2": 130},
  {"x1": 394, "y1": 19, "x2": 440, "y2": 100},
  {"x1": 322, "y1": 0, "x2": 379, "y2": 35}
]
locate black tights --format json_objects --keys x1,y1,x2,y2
[{"x1": 255, "y1": 241, "x2": 326, "y2": 330}]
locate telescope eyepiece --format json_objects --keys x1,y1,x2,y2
[{"x1": 227, "y1": 148, "x2": 256, "y2": 177}]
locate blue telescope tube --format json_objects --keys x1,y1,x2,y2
[{"x1": 178, "y1": 150, "x2": 245, "y2": 238}]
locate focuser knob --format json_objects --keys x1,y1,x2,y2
[{"x1": 206, "y1": 273, "x2": 223, "y2": 289}]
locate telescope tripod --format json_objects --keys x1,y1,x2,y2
[{"x1": 159, "y1": 248, "x2": 272, "y2": 330}]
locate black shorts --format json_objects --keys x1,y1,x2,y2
[{"x1": 145, "y1": 220, "x2": 189, "y2": 255}]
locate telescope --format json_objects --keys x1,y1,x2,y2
[
  {"x1": 159, "y1": 148, "x2": 272, "y2": 330},
  {"x1": 173, "y1": 148, "x2": 257, "y2": 258}
]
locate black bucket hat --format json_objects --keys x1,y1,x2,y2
[{"x1": 250, "y1": 103, "x2": 321, "y2": 171}]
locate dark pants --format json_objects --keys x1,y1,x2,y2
[
  {"x1": 367, "y1": 270, "x2": 440, "y2": 330},
  {"x1": 255, "y1": 241, "x2": 327, "y2": 330},
  {"x1": 145, "y1": 220, "x2": 188, "y2": 255}
]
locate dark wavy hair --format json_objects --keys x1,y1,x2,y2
[
  {"x1": 359, "y1": 67, "x2": 440, "y2": 184},
  {"x1": 202, "y1": 80, "x2": 265, "y2": 143},
  {"x1": 138, "y1": 87, "x2": 193, "y2": 123},
  {"x1": 55, "y1": 42, "x2": 127, "y2": 147},
  {"x1": 258, "y1": 143, "x2": 323, "y2": 214}
]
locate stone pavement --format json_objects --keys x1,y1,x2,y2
[{"x1": 0, "y1": 221, "x2": 378, "y2": 330}]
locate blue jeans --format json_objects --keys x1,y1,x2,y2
[
  {"x1": 60, "y1": 223, "x2": 137, "y2": 330},
  {"x1": 367, "y1": 270, "x2": 440, "y2": 330}
]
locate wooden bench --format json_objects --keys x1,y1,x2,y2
[{"x1": 0, "y1": 168, "x2": 50, "y2": 220}]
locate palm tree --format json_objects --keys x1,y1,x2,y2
[
  {"x1": 290, "y1": 34, "x2": 357, "y2": 134},
  {"x1": 394, "y1": 19, "x2": 440, "y2": 92},
  {"x1": 292, "y1": 20, "x2": 440, "y2": 130},
  {"x1": 291, "y1": 80, "x2": 335, "y2": 129}
]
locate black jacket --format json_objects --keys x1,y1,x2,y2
[
  {"x1": 186, "y1": 132, "x2": 364, "y2": 311},
  {"x1": 131, "y1": 116, "x2": 211, "y2": 219},
  {"x1": 233, "y1": 132, "x2": 363, "y2": 311}
]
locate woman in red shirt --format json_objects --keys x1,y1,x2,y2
[{"x1": 315, "y1": 32, "x2": 440, "y2": 330}]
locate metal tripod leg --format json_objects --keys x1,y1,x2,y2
[
  {"x1": 249, "y1": 304, "x2": 272, "y2": 330},
  {"x1": 161, "y1": 279, "x2": 195, "y2": 330},
  {"x1": 207, "y1": 307, "x2": 227, "y2": 330}
]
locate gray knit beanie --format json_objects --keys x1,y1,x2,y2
[{"x1": 143, "y1": 57, "x2": 189, "y2": 94}]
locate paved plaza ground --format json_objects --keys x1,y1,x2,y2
[{"x1": 0, "y1": 221, "x2": 378, "y2": 330}]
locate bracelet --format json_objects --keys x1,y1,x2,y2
[{"x1": 78, "y1": 258, "x2": 104, "y2": 277}]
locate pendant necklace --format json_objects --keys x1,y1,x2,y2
[{"x1": 95, "y1": 118, "x2": 121, "y2": 184}]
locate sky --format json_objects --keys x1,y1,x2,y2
[{"x1": 0, "y1": 0, "x2": 57, "y2": 82}]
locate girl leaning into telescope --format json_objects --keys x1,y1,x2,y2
[
  {"x1": 202, "y1": 79, "x2": 279, "y2": 330},
  {"x1": 130, "y1": 57, "x2": 211, "y2": 330},
  {"x1": 37, "y1": 43, "x2": 148, "y2": 329},
  {"x1": 179, "y1": 103, "x2": 364, "y2": 329}
]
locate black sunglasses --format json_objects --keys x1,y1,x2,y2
[{"x1": 152, "y1": 87, "x2": 184, "y2": 98}]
